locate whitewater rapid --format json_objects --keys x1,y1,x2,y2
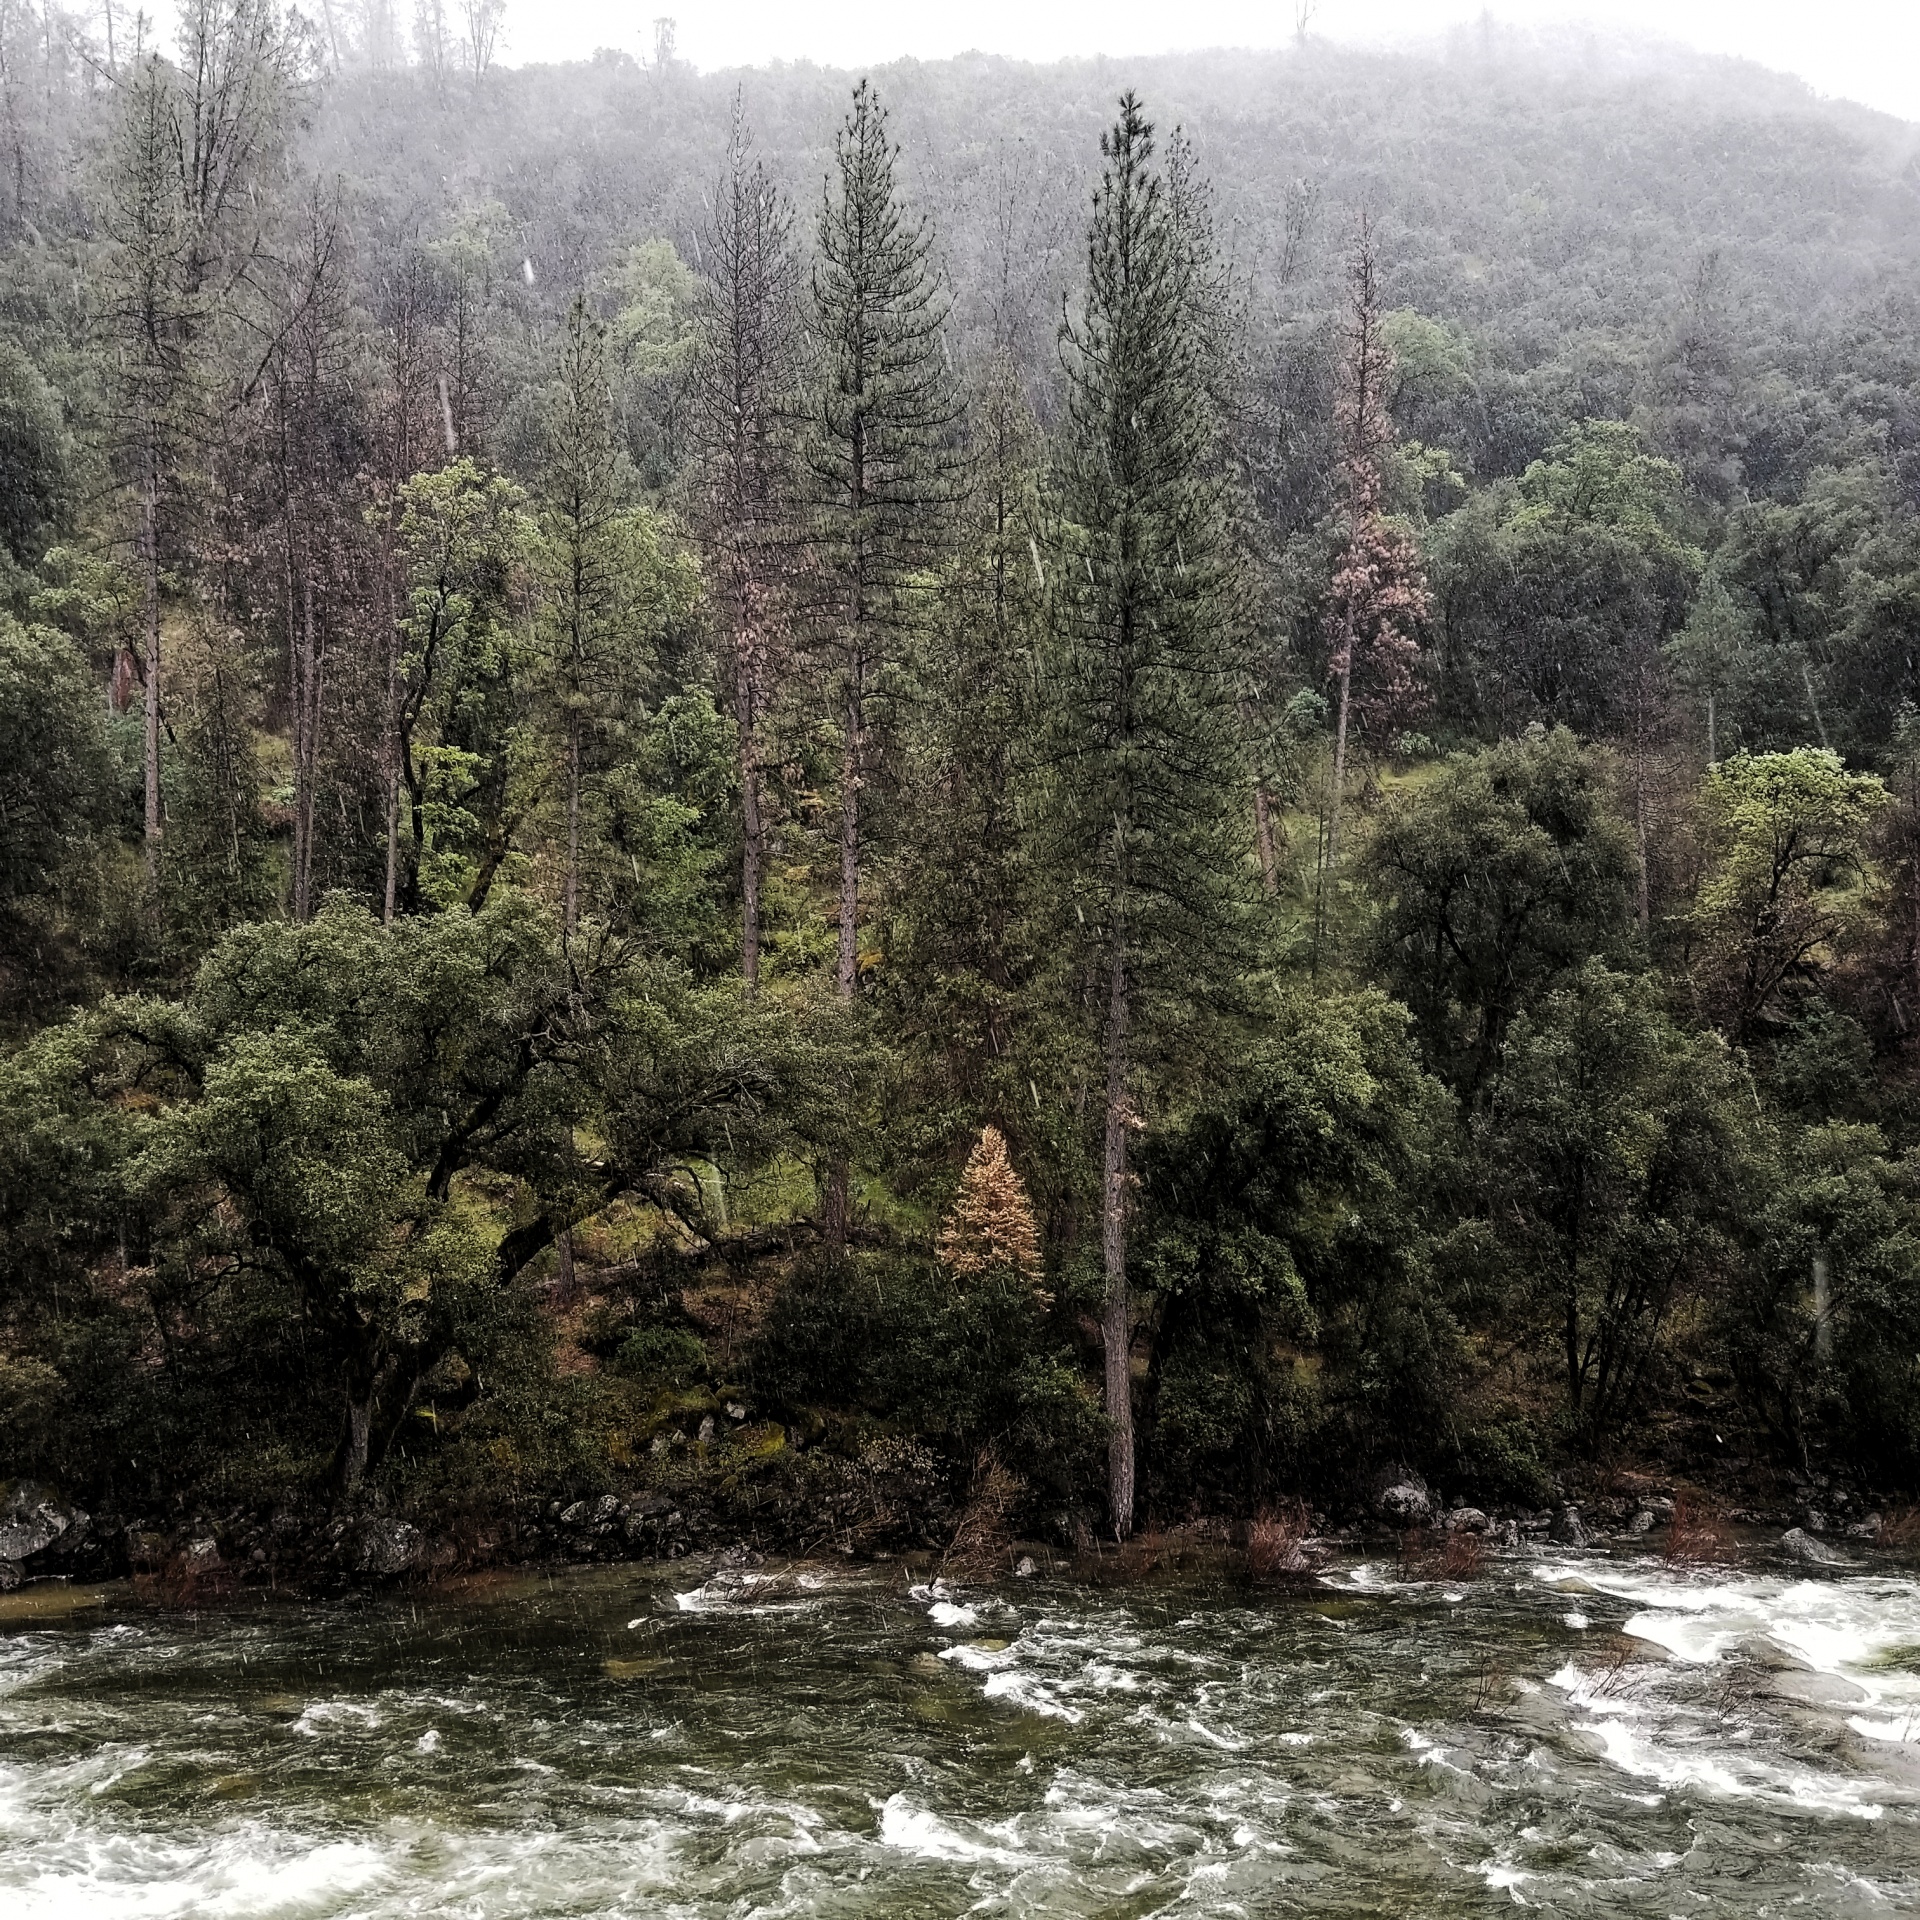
[{"x1": 2, "y1": 1549, "x2": 1918, "y2": 1915}]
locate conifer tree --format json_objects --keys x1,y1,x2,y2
[
  {"x1": 100, "y1": 1, "x2": 299, "y2": 899},
  {"x1": 1045, "y1": 94, "x2": 1250, "y2": 1536},
  {"x1": 689, "y1": 103, "x2": 802, "y2": 994},
  {"x1": 539, "y1": 293, "x2": 647, "y2": 937},
  {"x1": 102, "y1": 55, "x2": 191, "y2": 891},
  {"x1": 804, "y1": 78, "x2": 959, "y2": 1006},
  {"x1": 1324, "y1": 219, "x2": 1430, "y2": 871},
  {"x1": 938, "y1": 1125, "x2": 1044, "y2": 1286},
  {"x1": 804, "y1": 78, "x2": 960, "y2": 1249}
]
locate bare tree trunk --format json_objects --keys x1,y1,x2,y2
[
  {"x1": 736, "y1": 647, "x2": 764, "y2": 995},
  {"x1": 836, "y1": 680, "x2": 861, "y2": 999},
  {"x1": 141, "y1": 469, "x2": 162, "y2": 893},
  {"x1": 822, "y1": 677, "x2": 863, "y2": 1255},
  {"x1": 1101, "y1": 938, "x2": 1135, "y2": 1538},
  {"x1": 293, "y1": 569, "x2": 321, "y2": 921},
  {"x1": 563, "y1": 712, "x2": 581, "y2": 936},
  {"x1": 382, "y1": 629, "x2": 401, "y2": 925},
  {"x1": 1634, "y1": 740, "x2": 1651, "y2": 934},
  {"x1": 1706, "y1": 689, "x2": 1717, "y2": 767},
  {"x1": 1253, "y1": 778, "x2": 1279, "y2": 894},
  {"x1": 1326, "y1": 642, "x2": 1353, "y2": 871},
  {"x1": 1812, "y1": 1249, "x2": 1832, "y2": 1362}
]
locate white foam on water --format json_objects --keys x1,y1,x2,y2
[
  {"x1": 875, "y1": 1793, "x2": 1030, "y2": 1866},
  {"x1": 288, "y1": 1700, "x2": 381, "y2": 1739},
  {"x1": 981, "y1": 1669, "x2": 1083, "y2": 1721},
  {"x1": 926, "y1": 1601, "x2": 977, "y2": 1629}
]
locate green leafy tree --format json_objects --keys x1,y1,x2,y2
[
  {"x1": 1688, "y1": 749, "x2": 1886, "y2": 1045},
  {"x1": 1733, "y1": 1122, "x2": 1920, "y2": 1475},
  {"x1": 0, "y1": 619, "x2": 119, "y2": 1016},
  {"x1": 1139, "y1": 987, "x2": 1456, "y2": 1506},
  {"x1": 537, "y1": 294, "x2": 695, "y2": 935},
  {"x1": 1480, "y1": 960, "x2": 1759, "y2": 1449},
  {"x1": 1430, "y1": 421, "x2": 1701, "y2": 736},
  {"x1": 1362, "y1": 726, "x2": 1639, "y2": 1097},
  {"x1": 383, "y1": 458, "x2": 535, "y2": 916}
]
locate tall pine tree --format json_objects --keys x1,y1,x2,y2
[
  {"x1": 804, "y1": 78, "x2": 960, "y2": 1245},
  {"x1": 1045, "y1": 95, "x2": 1250, "y2": 1535},
  {"x1": 689, "y1": 102, "x2": 802, "y2": 994}
]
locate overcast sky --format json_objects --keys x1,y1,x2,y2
[{"x1": 492, "y1": 1, "x2": 1920, "y2": 123}]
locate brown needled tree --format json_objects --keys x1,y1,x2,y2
[
  {"x1": 938, "y1": 1126, "x2": 1044, "y2": 1287},
  {"x1": 1324, "y1": 216, "x2": 1429, "y2": 878},
  {"x1": 689, "y1": 97, "x2": 802, "y2": 997}
]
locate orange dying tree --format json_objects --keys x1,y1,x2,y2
[{"x1": 937, "y1": 1126, "x2": 1043, "y2": 1286}]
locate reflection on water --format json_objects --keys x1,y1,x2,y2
[{"x1": 3, "y1": 1549, "x2": 1919, "y2": 1915}]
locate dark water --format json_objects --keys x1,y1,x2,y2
[{"x1": 3, "y1": 1550, "x2": 1919, "y2": 1915}]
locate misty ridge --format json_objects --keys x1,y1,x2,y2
[{"x1": 8, "y1": 0, "x2": 1920, "y2": 1576}]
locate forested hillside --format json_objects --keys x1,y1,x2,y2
[{"x1": 5, "y1": 1, "x2": 1920, "y2": 1570}]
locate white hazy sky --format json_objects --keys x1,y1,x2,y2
[{"x1": 495, "y1": 1, "x2": 1920, "y2": 123}]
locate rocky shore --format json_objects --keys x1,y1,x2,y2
[{"x1": 4, "y1": 1447, "x2": 1906, "y2": 1599}]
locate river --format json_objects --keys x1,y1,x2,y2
[{"x1": 3, "y1": 1546, "x2": 1918, "y2": 1915}]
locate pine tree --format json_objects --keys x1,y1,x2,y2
[
  {"x1": 1045, "y1": 94, "x2": 1250, "y2": 1536},
  {"x1": 265, "y1": 192, "x2": 357, "y2": 923},
  {"x1": 1324, "y1": 218, "x2": 1429, "y2": 872},
  {"x1": 100, "y1": 0, "x2": 298, "y2": 901},
  {"x1": 938, "y1": 1126, "x2": 1043, "y2": 1285},
  {"x1": 101, "y1": 54, "x2": 191, "y2": 892},
  {"x1": 804, "y1": 78, "x2": 960, "y2": 1005},
  {"x1": 539, "y1": 293, "x2": 648, "y2": 937},
  {"x1": 689, "y1": 101, "x2": 802, "y2": 994},
  {"x1": 804, "y1": 77, "x2": 960, "y2": 1249}
]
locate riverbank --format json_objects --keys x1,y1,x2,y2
[{"x1": 4, "y1": 1445, "x2": 1902, "y2": 1602}]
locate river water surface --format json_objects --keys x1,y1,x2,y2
[{"x1": 4, "y1": 1548, "x2": 1920, "y2": 1915}]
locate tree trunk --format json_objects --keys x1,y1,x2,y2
[
  {"x1": 340, "y1": 1380, "x2": 374, "y2": 1493},
  {"x1": 141, "y1": 471, "x2": 162, "y2": 893},
  {"x1": 1101, "y1": 936, "x2": 1135, "y2": 1539},
  {"x1": 293, "y1": 568, "x2": 321, "y2": 921},
  {"x1": 824, "y1": 678, "x2": 860, "y2": 1256},
  {"x1": 1812, "y1": 1249, "x2": 1832, "y2": 1363},
  {"x1": 1633, "y1": 752, "x2": 1651, "y2": 934},
  {"x1": 1253, "y1": 778, "x2": 1279, "y2": 895},
  {"x1": 382, "y1": 614, "x2": 401, "y2": 925},
  {"x1": 836, "y1": 681, "x2": 861, "y2": 999},
  {"x1": 736, "y1": 649, "x2": 764, "y2": 996},
  {"x1": 1706, "y1": 689, "x2": 1717, "y2": 767},
  {"x1": 1327, "y1": 643, "x2": 1353, "y2": 871},
  {"x1": 563, "y1": 711, "x2": 581, "y2": 936}
]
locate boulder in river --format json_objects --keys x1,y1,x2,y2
[
  {"x1": 1370, "y1": 1468, "x2": 1432, "y2": 1527},
  {"x1": 1547, "y1": 1506, "x2": 1588, "y2": 1547},
  {"x1": 1780, "y1": 1526, "x2": 1851, "y2": 1566},
  {"x1": 1443, "y1": 1507, "x2": 1489, "y2": 1534},
  {"x1": 353, "y1": 1518, "x2": 424, "y2": 1577},
  {"x1": 0, "y1": 1481, "x2": 90, "y2": 1587}
]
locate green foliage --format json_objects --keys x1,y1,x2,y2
[
  {"x1": 1139, "y1": 986, "x2": 1458, "y2": 1500},
  {"x1": 1479, "y1": 961, "x2": 1763, "y2": 1449},
  {"x1": 1732, "y1": 1124, "x2": 1920, "y2": 1477},
  {"x1": 1430, "y1": 421, "x2": 1701, "y2": 733},
  {"x1": 1689, "y1": 749, "x2": 1886, "y2": 1044},
  {"x1": 1362, "y1": 727, "x2": 1640, "y2": 1096},
  {"x1": 750, "y1": 1256, "x2": 1101, "y2": 1498},
  {"x1": 0, "y1": 341, "x2": 69, "y2": 568},
  {"x1": 612, "y1": 1324, "x2": 710, "y2": 1391}
]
